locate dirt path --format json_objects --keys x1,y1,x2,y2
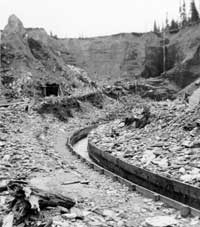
[
  {"x1": 0, "y1": 107, "x2": 196, "y2": 226},
  {"x1": 30, "y1": 125, "x2": 195, "y2": 227}
]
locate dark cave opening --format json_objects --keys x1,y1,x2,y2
[{"x1": 43, "y1": 83, "x2": 59, "y2": 96}]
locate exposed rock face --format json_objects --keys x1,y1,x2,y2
[
  {"x1": 141, "y1": 46, "x2": 163, "y2": 78},
  {"x1": 141, "y1": 42, "x2": 178, "y2": 79},
  {"x1": 164, "y1": 24, "x2": 200, "y2": 89},
  {"x1": 59, "y1": 33, "x2": 161, "y2": 84},
  {"x1": 140, "y1": 24, "x2": 200, "y2": 97}
]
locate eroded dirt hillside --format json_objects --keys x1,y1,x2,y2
[
  {"x1": 164, "y1": 23, "x2": 200, "y2": 90},
  {"x1": 1, "y1": 15, "x2": 200, "y2": 101},
  {"x1": 58, "y1": 25, "x2": 200, "y2": 91},
  {"x1": 26, "y1": 19, "x2": 200, "y2": 97},
  {"x1": 0, "y1": 15, "x2": 97, "y2": 100},
  {"x1": 59, "y1": 32, "x2": 161, "y2": 83}
]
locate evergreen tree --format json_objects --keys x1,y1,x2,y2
[
  {"x1": 169, "y1": 19, "x2": 179, "y2": 30},
  {"x1": 182, "y1": 0, "x2": 187, "y2": 26},
  {"x1": 190, "y1": 0, "x2": 199, "y2": 22},
  {"x1": 153, "y1": 21, "x2": 159, "y2": 33},
  {"x1": 165, "y1": 13, "x2": 169, "y2": 30},
  {"x1": 157, "y1": 25, "x2": 161, "y2": 33},
  {"x1": 179, "y1": 0, "x2": 182, "y2": 16},
  {"x1": 179, "y1": 0, "x2": 188, "y2": 27}
]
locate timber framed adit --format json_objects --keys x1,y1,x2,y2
[{"x1": 67, "y1": 126, "x2": 200, "y2": 217}]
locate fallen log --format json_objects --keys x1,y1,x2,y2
[
  {"x1": 1, "y1": 180, "x2": 76, "y2": 226},
  {"x1": 7, "y1": 181, "x2": 76, "y2": 210},
  {"x1": 62, "y1": 180, "x2": 89, "y2": 185}
]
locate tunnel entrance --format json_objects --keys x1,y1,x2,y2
[{"x1": 43, "y1": 83, "x2": 60, "y2": 96}]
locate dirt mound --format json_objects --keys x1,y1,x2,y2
[
  {"x1": 35, "y1": 91, "x2": 103, "y2": 121},
  {"x1": 102, "y1": 78, "x2": 178, "y2": 101}
]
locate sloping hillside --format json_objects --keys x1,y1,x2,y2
[
  {"x1": 0, "y1": 15, "x2": 96, "y2": 99},
  {"x1": 1, "y1": 15, "x2": 200, "y2": 101},
  {"x1": 37, "y1": 21, "x2": 200, "y2": 95}
]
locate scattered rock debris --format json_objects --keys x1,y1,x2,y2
[
  {"x1": 0, "y1": 102, "x2": 196, "y2": 227},
  {"x1": 89, "y1": 100, "x2": 200, "y2": 186}
]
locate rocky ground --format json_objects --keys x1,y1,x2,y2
[
  {"x1": 1, "y1": 12, "x2": 200, "y2": 227},
  {"x1": 89, "y1": 99, "x2": 200, "y2": 187},
  {"x1": 0, "y1": 102, "x2": 199, "y2": 227}
]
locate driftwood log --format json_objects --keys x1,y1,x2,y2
[{"x1": 1, "y1": 180, "x2": 76, "y2": 226}]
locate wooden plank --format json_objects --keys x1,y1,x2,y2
[
  {"x1": 88, "y1": 141, "x2": 200, "y2": 210},
  {"x1": 69, "y1": 127, "x2": 200, "y2": 213}
]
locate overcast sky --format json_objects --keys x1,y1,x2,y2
[{"x1": 0, "y1": 0, "x2": 199, "y2": 37}]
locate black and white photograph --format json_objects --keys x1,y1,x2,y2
[{"x1": 0, "y1": 0, "x2": 200, "y2": 226}]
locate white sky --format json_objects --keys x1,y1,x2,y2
[{"x1": 0, "y1": 0, "x2": 199, "y2": 38}]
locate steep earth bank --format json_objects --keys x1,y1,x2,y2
[
  {"x1": 0, "y1": 15, "x2": 97, "y2": 101},
  {"x1": 1, "y1": 15, "x2": 200, "y2": 102}
]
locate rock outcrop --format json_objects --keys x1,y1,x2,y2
[{"x1": 3, "y1": 14, "x2": 26, "y2": 36}]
